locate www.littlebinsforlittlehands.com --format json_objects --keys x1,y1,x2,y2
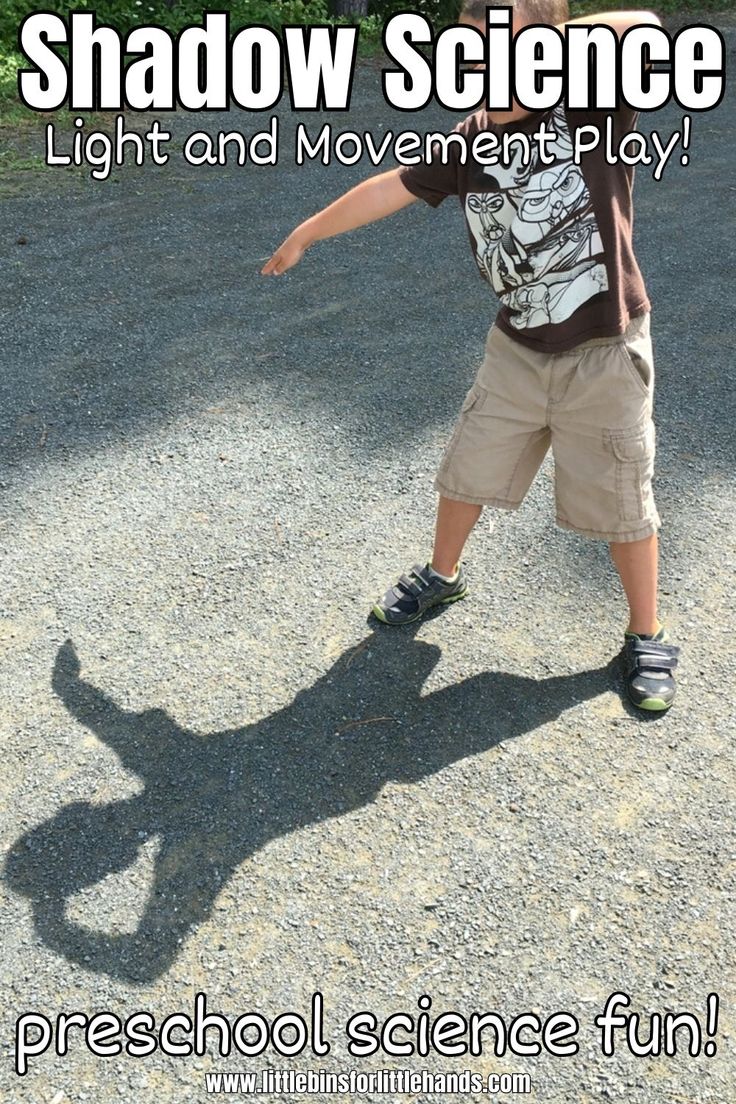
[{"x1": 203, "y1": 1069, "x2": 533, "y2": 1095}]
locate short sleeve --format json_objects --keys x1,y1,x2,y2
[
  {"x1": 576, "y1": 105, "x2": 640, "y2": 137},
  {"x1": 614, "y1": 105, "x2": 641, "y2": 135},
  {"x1": 397, "y1": 120, "x2": 469, "y2": 208}
]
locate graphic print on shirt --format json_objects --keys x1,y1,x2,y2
[{"x1": 465, "y1": 105, "x2": 608, "y2": 330}]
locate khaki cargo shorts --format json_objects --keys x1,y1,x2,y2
[{"x1": 435, "y1": 314, "x2": 660, "y2": 542}]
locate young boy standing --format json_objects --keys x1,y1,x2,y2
[{"x1": 262, "y1": 0, "x2": 680, "y2": 711}]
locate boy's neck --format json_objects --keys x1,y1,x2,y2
[{"x1": 487, "y1": 103, "x2": 537, "y2": 125}]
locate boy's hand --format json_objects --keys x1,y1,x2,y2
[{"x1": 261, "y1": 229, "x2": 311, "y2": 276}]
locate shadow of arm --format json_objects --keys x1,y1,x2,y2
[{"x1": 52, "y1": 639, "x2": 150, "y2": 771}]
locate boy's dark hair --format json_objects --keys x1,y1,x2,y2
[{"x1": 461, "y1": 0, "x2": 570, "y2": 26}]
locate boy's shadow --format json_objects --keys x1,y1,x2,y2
[{"x1": 5, "y1": 630, "x2": 616, "y2": 984}]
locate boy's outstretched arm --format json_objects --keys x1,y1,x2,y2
[
  {"x1": 562, "y1": 10, "x2": 662, "y2": 36},
  {"x1": 261, "y1": 167, "x2": 417, "y2": 275}
]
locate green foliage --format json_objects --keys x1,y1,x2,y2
[
  {"x1": 0, "y1": 48, "x2": 20, "y2": 101},
  {"x1": 367, "y1": 0, "x2": 460, "y2": 30},
  {"x1": 2, "y1": 0, "x2": 733, "y2": 52},
  {"x1": 0, "y1": 0, "x2": 341, "y2": 113},
  {"x1": 0, "y1": 0, "x2": 331, "y2": 49}
]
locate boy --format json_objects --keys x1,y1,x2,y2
[{"x1": 262, "y1": 0, "x2": 680, "y2": 711}]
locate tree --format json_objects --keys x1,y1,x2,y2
[{"x1": 331, "y1": 0, "x2": 368, "y2": 16}]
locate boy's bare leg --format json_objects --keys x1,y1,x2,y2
[
  {"x1": 431, "y1": 495, "x2": 483, "y2": 577},
  {"x1": 609, "y1": 534, "x2": 660, "y2": 636}
]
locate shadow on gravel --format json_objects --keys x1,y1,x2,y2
[
  {"x1": 5, "y1": 631, "x2": 618, "y2": 983},
  {"x1": 1, "y1": 81, "x2": 734, "y2": 486}
]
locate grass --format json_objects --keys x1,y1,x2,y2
[
  {"x1": 0, "y1": 49, "x2": 21, "y2": 115},
  {"x1": 0, "y1": 148, "x2": 46, "y2": 171}
]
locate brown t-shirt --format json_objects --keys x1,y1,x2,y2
[{"x1": 399, "y1": 104, "x2": 651, "y2": 353}]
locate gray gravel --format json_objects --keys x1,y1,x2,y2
[{"x1": 1, "y1": 20, "x2": 735, "y2": 1104}]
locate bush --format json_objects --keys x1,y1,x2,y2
[
  {"x1": 368, "y1": 0, "x2": 460, "y2": 27},
  {"x1": 1, "y1": 0, "x2": 333, "y2": 49}
]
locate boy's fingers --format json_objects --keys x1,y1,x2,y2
[
  {"x1": 261, "y1": 253, "x2": 281, "y2": 275},
  {"x1": 263, "y1": 257, "x2": 290, "y2": 276},
  {"x1": 261, "y1": 243, "x2": 302, "y2": 275}
]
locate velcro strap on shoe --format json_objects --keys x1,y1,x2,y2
[
  {"x1": 411, "y1": 562, "x2": 433, "y2": 582},
  {"x1": 397, "y1": 573, "x2": 424, "y2": 598},
  {"x1": 631, "y1": 639, "x2": 679, "y2": 671}
]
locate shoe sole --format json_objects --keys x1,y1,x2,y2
[
  {"x1": 372, "y1": 586, "x2": 468, "y2": 625},
  {"x1": 629, "y1": 695, "x2": 673, "y2": 712}
]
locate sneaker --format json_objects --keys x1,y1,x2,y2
[
  {"x1": 372, "y1": 562, "x2": 468, "y2": 625},
  {"x1": 623, "y1": 627, "x2": 679, "y2": 712}
]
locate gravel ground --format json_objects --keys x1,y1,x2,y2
[{"x1": 1, "y1": 18, "x2": 735, "y2": 1104}]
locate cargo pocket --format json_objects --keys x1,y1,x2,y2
[
  {"x1": 607, "y1": 421, "x2": 656, "y2": 522},
  {"x1": 460, "y1": 383, "x2": 485, "y2": 414},
  {"x1": 440, "y1": 384, "x2": 486, "y2": 469}
]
